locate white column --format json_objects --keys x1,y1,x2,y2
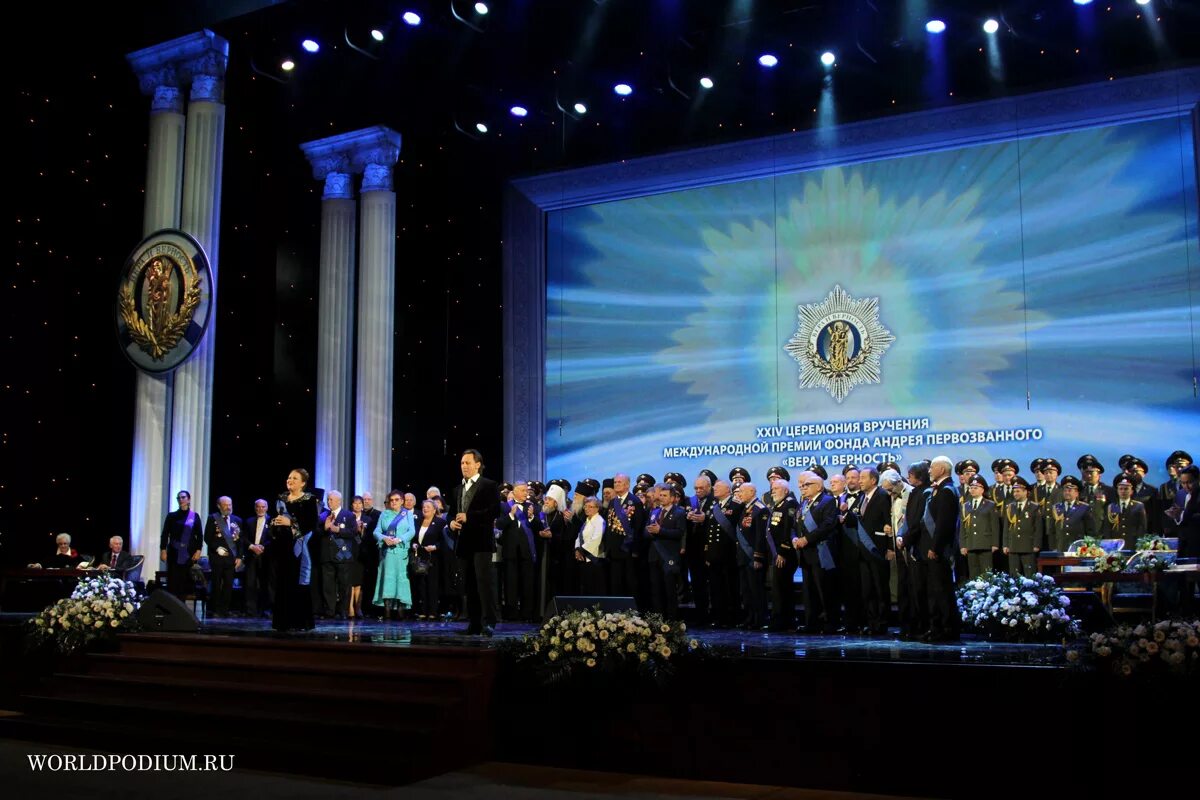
[
  {"x1": 353, "y1": 130, "x2": 402, "y2": 498},
  {"x1": 307, "y1": 161, "x2": 356, "y2": 495},
  {"x1": 128, "y1": 79, "x2": 185, "y2": 568},
  {"x1": 170, "y1": 42, "x2": 228, "y2": 523}
]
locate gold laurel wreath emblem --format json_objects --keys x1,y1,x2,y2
[
  {"x1": 812, "y1": 340, "x2": 872, "y2": 379},
  {"x1": 120, "y1": 273, "x2": 202, "y2": 361}
]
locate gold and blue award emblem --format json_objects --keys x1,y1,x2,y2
[
  {"x1": 115, "y1": 229, "x2": 212, "y2": 374},
  {"x1": 785, "y1": 284, "x2": 894, "y2": 403}
]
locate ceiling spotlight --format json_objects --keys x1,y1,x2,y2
[
  {"x1": 281, "y1": 59, "x2": 295, "y2": 71},
  {"x1": 699, "y1": 76, "x2": 714, "y2": 89},
  {"x1": 370, "y1": 29, "x2": 385, "y2": 42},
  {"x1": 1135, "y1": 0, "x2": 1150, "y2": 5},
  {"x1": 1073, "y1": 0, "x2": 1093, "y2": 4},
  {"x1": 820, "y1": 51, "x2": 836, "y2": 67},
  {"x1": 925, "y1": 20, "x2": 946, "y2": 34},
  {"x1": 475, "y1": 122, "x2": 488, "y2": 134},
  {"x1": 510, "y1": 105, "x2": 528, "y2": 117},
  {"x1": 758, "y1": 54, "x2": 778, "y2": 68},
  {"x1": 301, "y1": 39, "x2": 320, "y2": 53},
  {"x1": 573, "y1": 102, "x2": 588, "y2": 115},
  {"x1": 402, "y1": 11, "x2": 422, "y2": 25},
  {"x1": 614, "y1": 83, "x2": 633, "y2": 96},
  {"x1": 983, "y1": 18, "x2": 999, "y2": 34},
  {"x1": 475, "y1": 2, "x2": 489, "y2": 13}
]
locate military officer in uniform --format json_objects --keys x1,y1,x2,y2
[
  {"x1": 1107, "y1": 474, "x2": 1149, "y2": 549},
  {"x1": 729, "y1": 466, "x2": 751, "y2": 492},
  {"x1": 1046, "y1": 476, "x2": 1095, "y2": 553},
  {"x1": 734, "y1": 482, "x2": 768, "y2": 630},
  {"x1": 762, "y1": 466, "x2": 791, "y2": 509},
  {"x1": 959, "y1": 475, "x2": 999, "y2": 580},
  {"x1": 704, "y1": 479, "x2": 740, "y2": 626},
  {"x1": 764, "y1": 477, "x2": 800, "y2": 632},
  {"x1": 989, "y1": 459, "x2": 1018, "y2": 511},
  {"x1": 604, "y1": 473, "x2": 643, "y2": 600},
  {"x1": 792, "y1": 471, "x2": 841, "y2": 634},
  {"x1": 1158, "y1": 451, "x2": 1191, "y2": 531},
  {"x1": 955, "y1": 459, "x2": 980, "y2": 502},
  {"x1": 1002, "y1": 476, "x2": 1042, "y2": 577},
  {"x1": 1077, "y1": 454, "x2": 1113, "y2": 534},
  {"x1": 1120, "y1": 456, "x2": 1160, "y2": 535}
]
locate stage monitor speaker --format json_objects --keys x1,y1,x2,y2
[
  {"x1": 137, "y1": 589, "x2": 201, "y2": 632},
  {"x1": 549, "y1": 595, "x2": 637, "y2": 616}
]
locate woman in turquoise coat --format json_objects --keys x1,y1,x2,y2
[{"x1": 373, "y1": 490, "x2": 414, "y2": 619}]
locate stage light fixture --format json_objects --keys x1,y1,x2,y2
[
  {"x1": 403, "y1": 11, "x2": 422, "y2": 25},
  {"x1": 573, "y1": 102, "x2": 588, "y2": 115},
  {"x1": 758, "y1": 54, "x2": 778, "y2": 68},
  {"x1": 820, "y1": 51, "x2": 836, "y2": 67},
  {"x1": 475, "y1": 2, "x2": 489, "y2": 13},
  {"x1": 925, "y1": 20, "x2": 946, "y2": 34},
  {"x1": 510, "y1": 105, "x2": 528, "y2": 117},
  {"x1": 699, "y1": 76, "x2": 714, "y2": 89},
  {"x1": 983, "y1": 18, "x2": 999, "y2": 34},
  {"x1": 1072, "y1": 0, "x2": 1093, "y2": 5},
  {"x1": 302, "y1": 39, "x2": 320, "y2": 53},
  {"x1": 281, "y1": 59, "x2": 296, "y2": 71},
  {"x1": 1135, "y1": 0, "x2": 1150, "y2": 5},
  {"x1": 371, "y1": 29, "x2": 385, "y2": 42},
  {"x1": 476, "y1": 122, "x2": 489, "y2": 134},
  {"x1": 614, "y1": 83, "x2": 633, "y2": 96}
]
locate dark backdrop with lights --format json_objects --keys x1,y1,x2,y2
[{"x1": 3, "y1": 0, "x2": 1198, "y2": 565}]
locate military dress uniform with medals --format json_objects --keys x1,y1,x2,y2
[
  {"x1": 739, "y1": 498, "x2": 769, "y2": 629},
  {"x1": 704, "y1": 493, "x2": 740, "y2": 626},
  {"x1": 1107, "y1": 498, "x2": 1148, "y2": 550},
  {"x1": 1003, "y1": 493, "x2": 1042, "y2": 577},
  {"x1": 1047, "y1": 496, "x2": 1095, "y2": 554},
  {"x1": 605, "y1": 490, "x2": 643, "y2": 600},
  {"x1": 960, "y1": 491, "x2": 999, "y2": 580},
  {"x1": 765, "y1": 494, "x2": 800, "y2": 631},
  {"x1": 795, "y1": 490, "x2": 840, "y2": 634}
]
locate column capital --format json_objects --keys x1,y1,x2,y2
[
  {"x1": 127, "y1": 30, "x2": 229, "y2": 101},
  {"x1": 300, "y1": 126, "x2": 402, "y2": 193}
]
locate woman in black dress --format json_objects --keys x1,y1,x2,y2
[
  {"x1": 410, "y1": 499, "x2": 445, "y2": 619},
  {"x1": 269, "y1": 468, "x2": 319, "y2": 631}
]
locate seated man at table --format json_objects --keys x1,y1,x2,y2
[
  {"x1": 95, "y1": 535, "x2": 137, "y2": 574},
  {"x1": 28, "y1": 533, "x2": 90, "y2": 569}
]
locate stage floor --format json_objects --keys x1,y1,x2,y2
[{"x1": 179, "y1": 615, "x2": 1067, "y2": 668}]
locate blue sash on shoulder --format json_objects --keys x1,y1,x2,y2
[
  {"x1": 610, "y1": 499, "x2": 636, "y2": 553},
  {"x1": 734, "y1": 509, "x2": 756, "y2": 561},
  {"x1": 801, "y1": 503, "x2": 836, "y2": 570}
]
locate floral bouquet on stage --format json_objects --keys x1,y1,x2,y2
[
  {"x1": 1092, "y1": 552, "x2": 1127, "y2": 573},
  {"x1": 27, "y1": 574, "x2": 143, "y2": 654},
  {"x1": 1070, "y1": 537, "x2": 1107, "y2": 558},
  {"x1": 506, "y1": 606, "x2": 702, "y2": 683},
  {"x1": 1135, "y1": 535, "x2": 1172, "y2": 553},
  {"x1": 955, "y1": 571, "x2": 1078, "y2": 642},
  {"x1": 1078, "y1": 619, "x2": 1200, "y2": 678}
]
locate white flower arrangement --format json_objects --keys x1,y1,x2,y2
[
  {"x1": 1082, "y1": 619, "x2": 1200, "y2": 678},
  {"x1": 27, "y1": 574, "x2": 143, "y2": 653},
  {"x1": 1091, "y1": 552, "x2": 1127, "y2": 574},
  {"x1": 955, "y1": 571, "x2": 1078, "y2": 642},
  {"x1": 508, "y1": 607, "x2": 701, "y2": 682}
]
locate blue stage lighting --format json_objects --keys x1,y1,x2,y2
[
  {"x1": 1136, "y1": 0, "x2": 1150, "y2": 5},
  {"x1": 758, "y1": 54, "x2": 778, "y2": 68},
  {"x1": 820, "y1": 51, "x2": 836, "y2": 67},
  {"x1": 510, "y1": 105, "x2": 528, "y2": 118},
  {"x1": 699, "y1": 76, "x2": 714, "y2": 89},
  {"x1": 1072, "y1": 0, "x2": 1093, "y2": 5},
  {"x1": 371, "y1": 29, "x2": 385, "y2": 42},
  {"x1": 573, "y1": 102, "x2": 588, "y2": 115},
  {"x1": 925, "y1": 20, "x2": 946, "y2": 34},
  {"x1": 302, "y1": 39, "x2": 320, "y2": 53},
  {"x1": 614, "y1": 83, "x2": 633, "y2": 96},
  {"x1": 983, "y1": 18, "x2": 999, "y2": 34},
  {"x1": 403, "y1": 11, "x2": 422, "y2": 25}
]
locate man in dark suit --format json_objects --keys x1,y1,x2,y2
[
  {"x1": 448, "y1": 449, "x2": 503, "y2": 635},
  {"x1": 95, "y1": 536, "x2": 136, "y2": 573},
  {"x1": 850, "y1": 467, "x2": 894, "y2": 635},
  {"x1": 203, "y1": 496, "x2": 243, "y2": 617},
  {"x1": 646, "y1": 483, "x2": 688, "y2": 619},
  {"x1": 915, "y1": 457, "x2": 960, "y2": 642},
  {"x1": 242, "y1": 498, "x2": 272, "y2": 617},
  {"x1": 498, "y1": 480, "x2": 544, "y2": 622},
  {"x1": 792, "y1": 471, "x2": 840, "y2": 634},
  {"x1": 1159, "y1": 451, "x2": 1192, "y2": 532},
  {"x1": 733, "y1": 482, "x2": 768, "y2": 629},
  {"x1": 682, "y1": 473, "x2": 716, "y2": 625},
  {"x1": 160, "y1": 490, "x2": 202, "y2": 600},
  {"x1": 318, "y1": 490, "x2": 359, "y2": 619}
]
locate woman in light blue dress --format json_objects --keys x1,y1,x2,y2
[{"x1": 373, "y1": 490, "x2": 414, "y2": 620}]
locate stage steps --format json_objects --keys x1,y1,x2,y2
[{"x1": 3, "y1": 631, "x2": 499, "y2": 784}]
